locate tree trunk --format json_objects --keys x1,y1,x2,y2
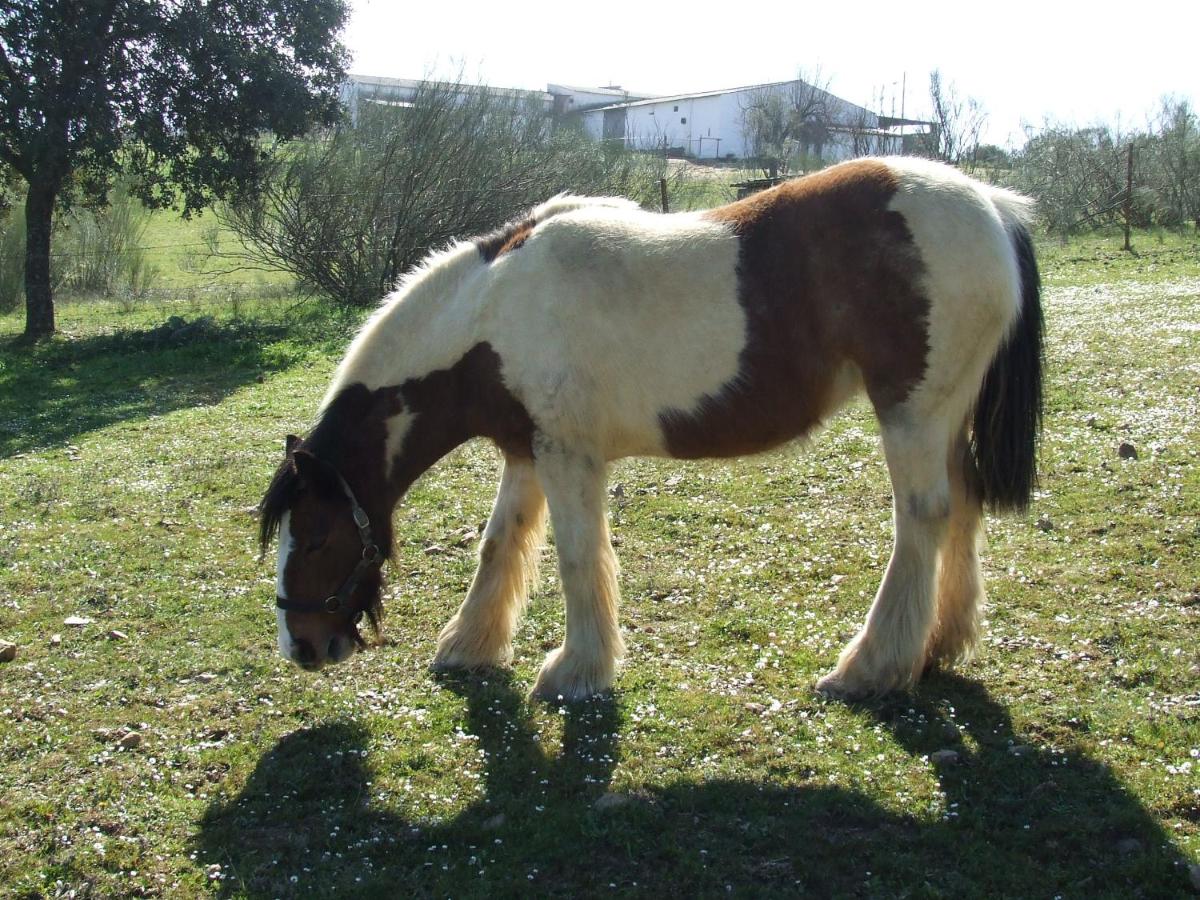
[{"x1": 23, "y1": 179, "x2": 58, "y2": 342}]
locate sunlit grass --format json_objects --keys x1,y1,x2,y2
[{"x1": 0, "y1": 229, "x2": 1197, "y2": 897}]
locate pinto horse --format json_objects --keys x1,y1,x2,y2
[{"x1": 260, "y1": 157, "x2": 1043, "y2": 702}]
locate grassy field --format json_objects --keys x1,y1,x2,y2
[{"x1": 0, "y1": 226, "x2": 1198, "y2": 898}]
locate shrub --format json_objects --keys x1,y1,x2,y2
[
  {"x1": 219, "y1": 80, "x2": 680, "y2": 307},
  {"x1": 1010, "y1": 99, "x2": 1200, "y2": 234},
  {"x1": 56, "y1": 180, "x2": 156, "y2": 297},
  {"x1": 0, "y1": 205, "x2": 25, "y2": 314},
  {"x1": 0, "y1": 177, "x2": 158, "y2": 312}
]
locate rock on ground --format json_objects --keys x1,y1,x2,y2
[{"x1": 594, "y1": 792, "x2": 633, "y2": 811}]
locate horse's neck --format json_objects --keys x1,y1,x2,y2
[
  {"x1": 326, "y1": 243, "x2": 484, "y2": 404},
  {"x1": 323, "y1": 243, "x2": 488, "y2": 503}
]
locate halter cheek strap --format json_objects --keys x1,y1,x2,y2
[{"x1": 275, "y1": 468, "x2": 381, "y2": 620}]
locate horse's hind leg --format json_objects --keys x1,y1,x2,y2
[
  {"x1": 433, "y1": 454, "x2": 547, "y2": 670},
  {"x1": 816, "y1": 418, "x2": 952, "y2": 700},
  {"x1": 925, "y1": 429, "x2": 984, "y2": 670},
  {"x1": 530, "y1": 444, "x2": 625, "y2": 702}
]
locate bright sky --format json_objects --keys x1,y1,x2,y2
[{"x1": 345, "y1": 0, "x2": 1198, "y2": 150}]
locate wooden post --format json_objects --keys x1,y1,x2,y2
[
  {"x1": 1123, "y1": 142, "x2": 1134, "y2": 252},
  {"x1": 660, "y1": 178, "x2": 669, "y2": 214}
]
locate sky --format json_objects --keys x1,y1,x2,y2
[{"x1": 344, "y1": 0, "x2": 1198, "y2": 150}]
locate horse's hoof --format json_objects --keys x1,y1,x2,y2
[
  {"x1": 433, "y1": 616, "x2": 515, "y2": 671},
  {"x1": 530, "y1": 647, "x2": 613, "y2": 703},
  {"x1": 814, "y1": 670, "x2": 883, "y2": 703},
  {"x1": 922, "y1": 640, "x2": 976, "y2": 675},
  {"x1": 815, "y1": 671, "x2": 857, "y2": 702},
  {"x1": 431, "y1": 640, "x2": 512, "y2": 672}
]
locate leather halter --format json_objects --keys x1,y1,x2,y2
[{"x1": 275, "y1": 466, "x2": 381, "y2": 620}]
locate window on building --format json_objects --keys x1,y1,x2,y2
[
  {"x1": 681, "y1": 117, "x2": 687, "y2": 124},
  {"x1": 673, "y1": 105, "x2": 678, "y2": 112}
]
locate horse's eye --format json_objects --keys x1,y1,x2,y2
[{"x1": 304, "y1": 533, "x2": 328, "y2": 554}]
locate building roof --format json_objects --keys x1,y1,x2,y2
[
  {"x1": 547, "y1": 82, "x2": 659, "y2": 101},
  {"x1": 877, "y1": 115, "x2": 934, "y2": 130},
  {"x1": 344, "y1": 73, "x2": 552, "y2": 103},
  {"x1": 585, "y1": 80, "x2": 806, "y2": 112}
]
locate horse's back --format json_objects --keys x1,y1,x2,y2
[
  {"x1": 482, "y1": 158, "x2": 1029, "y2": 461},
  {"x1": 482, "y1": 206, "x2": 750, "y2": 457}
]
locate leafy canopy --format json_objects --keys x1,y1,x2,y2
[{"x1": 0, "y1": 0, "x2": 349, "y2": 208}]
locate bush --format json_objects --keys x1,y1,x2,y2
[
  {"x1": 219, "y1": 80, "x2": 680, "y2": 307},
  {"x1": 56, "y1": 180, "x2": 157, "y2": 297},
  {"x1": 1010, "y1": 99, "x2": 1200, "y2": 235},
  {"x1": 0, "y1": 177, "x2": 158, "y2": 313},
  {"x1": 0, "y1": 204, "x2": 23, "y2": 313}
]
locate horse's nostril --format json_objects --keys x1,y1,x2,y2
[
  {"x1": 328, "y1": 636, "x2": 353, "y2": 662},
  {"x1": 294, "y1": 638, "x2": 317, "y2": 665}
]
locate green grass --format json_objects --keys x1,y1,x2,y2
[
  {"x1": 0, "y1": 228, "x2": 1198, "y2": 898},
  {"x1": 1036, "y1": 226, "x2": 1200, "y2": 287},
  {"x1": 127, "y1": 207, "x2": 295, "y2": 293}
]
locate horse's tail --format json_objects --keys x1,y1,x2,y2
[{"x1": 970, "y1": 192, "x2": 1044, "y2": 513}]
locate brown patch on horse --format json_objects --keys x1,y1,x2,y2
[
  {"x1": 261, "y1": 342, "x2": 536, "y2": 623},
  {"x1": 475, "y1": 218, "x2": 537, "y2": 263},
  {"x1": 660, "y1": 159, "x2": 930, "y2": 458},
  {"x1": 390, "y1": 342, "x2": 536, "y2": 485}
]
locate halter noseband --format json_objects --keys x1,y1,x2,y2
[{"x1": 275, "y1": 466, "x2": 381, "y2": 620}]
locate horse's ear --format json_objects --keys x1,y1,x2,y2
[
  {"x1": 292, "y1": 448, "x2": 319, "y2": 481},
  {"x1": 285, "y1": 434, "x2": 301, "y2": 456},
  {"x1": 291, "y1": 449, "x2": 338, "y2": 494}
]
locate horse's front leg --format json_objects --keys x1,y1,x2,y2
[
  {"x1": 433, "y1": 454, "x2": 547, "y2": 670},
  {"x1": 530, "y1": 444, "x2": 625, "y2": 702}
]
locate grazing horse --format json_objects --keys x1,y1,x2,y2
[{"x1": 260, "y1": 157, "x2": 1043, "y2": 702}]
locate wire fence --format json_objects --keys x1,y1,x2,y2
[
  {"x1": 0, "y1": 275, "x2": 318, "y2": 339},
  {"x1": 0, "y1": 169, "x2": 748, "y2": 336}
]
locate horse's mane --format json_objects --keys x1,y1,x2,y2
[
  {"x1": 258, "y1": 457, "x2": 295, "y2": 554},
  {"x1": 529, "y1": 194, "x2": 641, "y2": 219}
]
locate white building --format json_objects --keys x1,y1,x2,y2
[
  {"x1": 340, "y1": 74, "x2": 555, "y2": 124},
  {"x1": 340, "y1": 75, "x2": 927, "y2": 162},
  {"x1": 340, "y1": 75, "x2": 656, "y2": 126},
  {"x1": 577, "y1": 80, "x2": 921, "y2": 161},
  {"x1": 546, "y1": 83, "x2": 658, "y2": 116}
]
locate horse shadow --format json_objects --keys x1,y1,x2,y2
[
  {"x1": 197, "y1": 672, "x2": 1192, "y2": 897},
  {"x1": 0, "y1": 317, "x2": 299, "y2": 458}
]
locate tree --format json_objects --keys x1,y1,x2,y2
[
  {"x1": 1146, "y1": 98, "x2": 1199, "y2": 227},
  {"x1": 922, "y1": 69, "x2": 987, "y2": 167},
  {"x1": 845, "y1": 107, "x2": 884, "y2": 158},
  {"x1": 0, "y1": 0, "x2": 348, "y2": 341},
  {"x1": 741, "y1": 68, "x2": 835, "y2": 178}
]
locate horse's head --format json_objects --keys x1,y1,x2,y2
[{"x1": 259, "y1": 435, "x2": 385, "y2": 670}]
